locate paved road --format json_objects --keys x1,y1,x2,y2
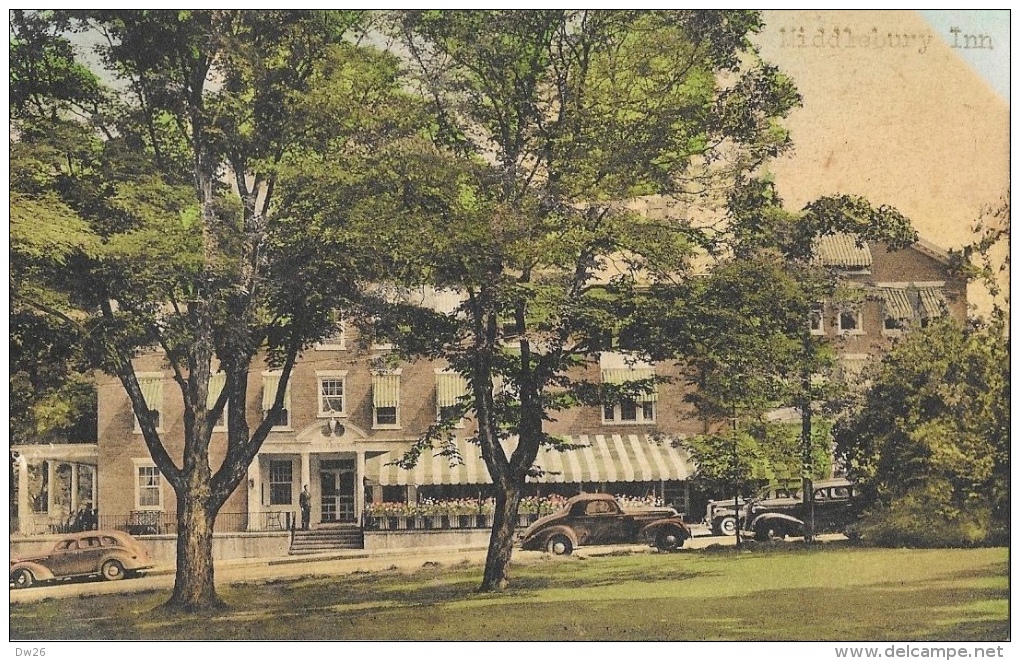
[{"x1": 9, "y1": 532, "x2": 842, "y2": 604}]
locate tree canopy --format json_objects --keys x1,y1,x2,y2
[
  {"x1": 331, "y1": 9, "x2": 805, "y2": 590},
  {"x1": 9, "y1": 9, "x2": 417, "y2": 611},
  {"x1": 834, "y1": 317, "x2": 1009, "y2": 546}
]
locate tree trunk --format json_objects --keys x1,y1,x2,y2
[
  {"x1": 801, "y1": 371, "x2": 815, "y2": 544},
  {"x1": 480, "y1": 483, "x2": 521, "y2": 592},
  {"x1": 163, "y1": 482, "x2": 225, "y2": 612}
]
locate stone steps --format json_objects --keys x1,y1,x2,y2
[{"x1": 289, "y1": 526, "x2": 364, "y2": 554}]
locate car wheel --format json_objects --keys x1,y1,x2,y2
[
  {"x1": 11, "y1": 568, "x2": 34, "y2": 589},
  {"x1": 756, "y1": 523, "x2": 784, "y2": 543},
  {"x1": 101, "y1": 560, "x2": 126, "y2": 581},
  {"x1": 719, "y1": 516, "x2": 738, "y2": 536},
  {"x1": 546, "y1": 534, "x2": 573, "y2": 556},
  {"x1": 655, "y1": 526, "x2": 686, "y2": 552}
]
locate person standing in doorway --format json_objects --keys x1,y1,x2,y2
[{"x1": 299, "y1": 484, "x2": 311, "y2": 530}]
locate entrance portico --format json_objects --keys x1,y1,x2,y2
[{"x1": 246, "y1": 420, "x2": 387, "y2": 531}]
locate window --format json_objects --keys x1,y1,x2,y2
[
  {"x1": 269, "y1": 460, "x2": 293, "y2": 506},
  {"x1": 583, "y1": 500, "x2": 618, "y2": 516},
  {"x1": 315, "y1": 309, "x2": 346, "y2": 350},
  {"x1": 316, "y1": 371, "x2": 348, "y2": 417},
  {"x1": 809, "y1": 303, "x2": 825, "y2": 335},
  {"x1": 880, "y1": 288, "x2": 913, "y2": 336},
  {"x1": 601, "y1": 368, "x2": 657, "y2": 425},
  {"x1": 435, "y1": 371, "x2": 468, "y2": 427},
  {"x1": 604, "y1": 399, "x2": 656, "y2": 424},
  {"x1": 135, "y1": 461, "x2": 163, "y2": 510},
  {"x1": 135, "y1": 373, "x2": 164, "y2": 433},
  {"x1": 883, "y1": 316, "x2": 905, "y2": 333},
  {"x1": 372, "y1": 371, "x2": 402, "y2": 428},
  {"x1": 837, "y1": 308, "x2": 863, "y2": 335},
  {"x1": 262, "y1": 372, "x2": 291, "y2": 429}
]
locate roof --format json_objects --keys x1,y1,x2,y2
[
  {"x1": 912, "y1": 238, "x2": 951, "y2": 264},
  {"x1": 815, "y1": 233, "x2": 873, "y2": 268}
]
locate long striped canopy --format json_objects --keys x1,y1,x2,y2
[{"x1": 366, "y1": 434, "x2": 693, "y2": 486}]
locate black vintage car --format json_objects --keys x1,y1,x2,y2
[
  {"x1": 519, "y1": 493, "x2": 691, "y2": 555},
  {"x1": 741, "y1": 478, "x2": 860, "y2": 542}
]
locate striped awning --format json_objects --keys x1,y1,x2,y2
[
  {"x1": 373, "y1": 373, "x2": 401, "y2": 408},
  {"x1": 918, "y1": 288, "x2": 948, "y2": 319},
  {"x1": 366, "y1": 434, "x2": 693, "y2": 486},
  {"x1": 602, "y1": 368, "x2": 657, "y2": 403},
  {"x1": 138, "y1": 375, "x2": 163, "y2": 410},
  {"x1": 815, "y1": 233, "x2": 873, "y2": 268},
  {"x1": 880, "y1": 288, "x2": 914, "y2": 320},
  {"x1": 207, "y1": 372, "x2": 225, "y2": 407},
  {"x1": 436, "y1": 372, "x2": 468, "y2": 407},
  {"x1": 262, "y1": 373, "x2": 291, "y2": 410}
]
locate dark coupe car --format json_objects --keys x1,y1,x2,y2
[
  {"x1": 519, "y1": 493, "x2": 691, "y2": 555},
  {"x1": 10, "y1": 530, "x2": 154, "y2": 589}
]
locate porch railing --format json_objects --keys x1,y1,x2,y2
[{"x1": 88, "y1": 511, "x2": 292, "y2": 535}]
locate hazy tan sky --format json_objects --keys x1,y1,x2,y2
[
  {"x1": 755, "y1": 10, "x2": 1008, "y2": 253},
  {"x1": 754, "y1": 10, "x2": 1009, "y2": 316}
]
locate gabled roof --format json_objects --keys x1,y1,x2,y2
[{"x1": 911, "y1": 237, "x2": 951, "y2": 265}]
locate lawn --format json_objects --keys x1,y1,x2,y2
[{"x1": 10, "y1": 543, "x2": 1008, "y2": 641}]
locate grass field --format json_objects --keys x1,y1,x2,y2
[{"x1": 10, "y1": 543, "x2": 1008, "y2": 641}]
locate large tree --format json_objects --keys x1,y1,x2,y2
[
  {"x1": 834, "y1": 316, "x2": 1009, "y2": 546},
  {"x1": 630, "y1": 179, "x2": 920, "y2": 541},
  {"x1": 10, "y1": 10, "x2": 412, "y2": 611},
  {"x1": 358, "y1": 10, "x2": 803, "y2": 591}
]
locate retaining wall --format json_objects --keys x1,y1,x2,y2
[
  {"x1": 11, "y1": 532, "x2": 291, "y2": 568},
  {"x1": 363, "y1": 529, "x2": 491, "y2": 551}
]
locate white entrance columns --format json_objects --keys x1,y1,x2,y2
[
  {"x1": 46, "y1": 460, "x2": 56, "y2": 516},
  {"x1": 17, "y1": 456, "x2": 29, "y2": 535}
]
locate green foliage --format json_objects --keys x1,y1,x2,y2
[
  {"x1": 836, "y1": 317, "x2": 1009, "y2": 546},
  {"x1": 368, "y1": 12, "x2": 807, "y2": 587},
  {"x1": 954, "y1": 189, "x2": 1009, "y2": 321},
  {"x1": 682, "y1": 419, "x2": 831, "y2": 497},
  {"x1": 850, "y1": 479, "x2": 998, "y2": 548},
  {"x1": 787, "y1": 194, "x2": 918, "y2": 261},
  {"x1": 11, "y1": 11, "x2": 427, "y2": 609},
  {"x1": 682, "y1": 429, "x2": 774, "y2": 491}
]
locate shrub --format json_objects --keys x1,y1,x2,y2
[{"x1": 851, "y1": 479, "x2": 996, "y2": 548}]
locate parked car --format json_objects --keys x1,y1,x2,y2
[
  {"x1": 706, "y1": 484, "x2": 801, "y2": 536},
  {"x1": 741, "y1": 478, "x2": 859, "y2": 542},
  {"x1": 519, "y1": 493, "x2": 691, "y2": 555},
  {"x1": 10, "y1": 530, "x2": 154, "y2": 589}
]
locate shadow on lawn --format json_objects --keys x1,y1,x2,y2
[{"x1": 9, "y1": 552, "x2": 1008, "y2": 641}]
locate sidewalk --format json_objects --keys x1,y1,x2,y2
[{"x1": 146, "y1": 541, "x2": 494, "y2": 576}]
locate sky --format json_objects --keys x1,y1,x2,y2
[{"x1": 918, "y1": 9, "x2": 1010, "y2": 101}]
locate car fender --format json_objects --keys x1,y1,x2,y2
[
  {"x1": 640, "y1": 518, "x2": 691, "y2": 540},
  {"x1": 532, "y1": 525, "x2": 579, "y2": 548},
  {"x1": 98, "y1": 550, "x2": 132, "y2": 570},
  {"x1": 750, "y1": 512, "x2": 803, "y2": 533},
  {"x1": 10, "y1": 560, "x2": 55, "y2": 582}
]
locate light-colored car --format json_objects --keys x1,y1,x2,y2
[
  {"x1": 10, "y1": 530, "x2": 154, "y2": 589},
  {"x1": 706, "y1": 485, "x2": 801, "y2": 535}
]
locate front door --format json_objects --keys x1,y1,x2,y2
[{"x1": 320, "y1": 460, "x2": 356, "y2": 523}]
